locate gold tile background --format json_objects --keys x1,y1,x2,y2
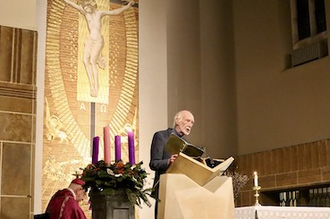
[
  {"x1": 1, "y1": 197, "x2": 31, "y2": 219},
  {"x1": 2, "y1": 143, "x2": 31, "y2": 195},
  {"x1": 42, "y1": 0, "x2": 139, "y2": 218}
]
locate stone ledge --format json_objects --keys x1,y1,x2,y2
[{"x1": 0, "y1": 81, "x2": 36, "y2": 99}]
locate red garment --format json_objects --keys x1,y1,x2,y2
[{"x1": 46, "y1": 188, "x2": 87, "y2": 219}]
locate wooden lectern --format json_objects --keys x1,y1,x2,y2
[{"x1": 158, "y1": 153, "x2": 235, "y2": 219}]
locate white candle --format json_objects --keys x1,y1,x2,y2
[{"x1": 254, "y1": 171, "x2": 258, "y2": 187}]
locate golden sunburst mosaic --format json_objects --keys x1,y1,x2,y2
[{"x1": 42, "y1": 0, "x2": 139, "y2": 216}]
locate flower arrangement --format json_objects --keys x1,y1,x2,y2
[
  {"x1": 80, "y1": 160, "x2": 154, "y2": 207},
  {"x1": 226, "y1": 171, "x2": 249, "y2": 200}
]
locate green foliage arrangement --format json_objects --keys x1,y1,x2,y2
[{"x1": 81, "y1": 160, "x2": 154, "y2": 207}]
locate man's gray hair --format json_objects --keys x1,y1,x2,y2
[{"x1": 172, "y1": 111, "x2": 183, "y2": 128}]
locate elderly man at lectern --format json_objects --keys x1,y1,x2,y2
[{"x1": 149, "y1": 110, "x2": 195, "y2": 219}]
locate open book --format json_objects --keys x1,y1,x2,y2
[
  {"x1": 165, "y1": 133, "x2": 205, "y2": 158},
  {"x1": 167, "y1": 152, "x2": 235, "y2": 186},
  {"x1": 165, "y1": 133, "x2": 230, "y2": 169}
]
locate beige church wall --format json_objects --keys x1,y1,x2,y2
[
  {"x1": 166, "y1": 0, "x2": 238, "y2": 159},
  {"x1": 233, "y1": 0, "x2": 330, "y2": 155},
  {"x1": 35, "y1": 1, "x2": 47, "y2": 215},
  {"x1": 166, "y1": 0, "x2": 202, "y2": 149},
  {"x1": 199, "y1": 0, "x2": 238, "y2": 159},
  {"x1": 138, "y1": 0, "x2": 168, "y2": 218},
  {"x1": 0, "y1": 0, "x2": 36, "y2": 30}
]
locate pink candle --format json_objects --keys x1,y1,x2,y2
[
  {"x1": 103, "y1": 126, "x2": 111, "y2": 165},
  {"x1": 92, "y1": 136, "x2": 99, "y2": 164},
  {"x1": 128, "y1": 131, "x2": 135, "y2": 164},
  {"x1": 115, "y1": 135, "x2": 121, "y2": 161}
]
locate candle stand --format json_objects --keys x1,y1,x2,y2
[
  {"x1": 252, "y1": 186, "x2": 261, "y2": 206},
  {"x1": 90, "y1": 189, "x2": 135, "y2": 219}
]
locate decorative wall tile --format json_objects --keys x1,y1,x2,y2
[
  {"x1": 259, "y1": 175, "x2": 276, "y2": 189},
  {"x1": 240, "y1": 190, "x2": 253, "y2": 207},
  {"x1": 1, "y1": 197, "x2": 31, "y2": 219},
  {"x1": 321, "y1": 167, "x2": 330, "y2": 182},
  {"x1": 0, "y1": 95, "x2": 34, "y2": 114},
  {"x1": 2, "y1": 143, "x2": 31, "y2": 195},
  {"x1": 276, "y1": 172, "x2": 298, "y2": 187},
  {"x1": 290, "y1": 145, "x2": 298, "y2": 172},
  {"x1": 0, "y1": 24, "x2": 37, "y2": 219},
  {"x1": 297, "y1": 168, "x2": 322, "y2": 185},
  {"x1": 0, "y1": 26, "x2": 13, "y2": 82},
  {"x1": 298, "y1": 143, "x2": 307, "y2": 171},
  {"x1": 0, "y1": 113, "x2": 33, "y2": 142},
  {"x1": 319, "y1": 140, "x2": 327, "y2": 167},
  {"x1": 310, "y1": 142, "x2": 320, "y2": 169},
  {"x1": 0, "y1": 26, "x2": 37, "y2": 85}
]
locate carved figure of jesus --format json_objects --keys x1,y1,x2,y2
[{"x1": 63, "y1": 0, "x2": 134, "y2": 97}]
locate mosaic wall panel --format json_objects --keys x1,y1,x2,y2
[
  {"x1": 1, "y1": 197, "x2": 31, "y2": 219},
  {"x1": 43, "y1": 0, "x2": 139, "y2": 217}
]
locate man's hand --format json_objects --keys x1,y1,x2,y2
[
  {"x1": 128, "y1": 1, "x2": 135, "y2": 6},
  {"x1": 121, "y1": 0, "x2": 134, "y2": 6},
  {"x1": 168, "y1": 154, "x2": 178, "y2": 165}
]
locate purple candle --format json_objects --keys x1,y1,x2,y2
[
  {"x1": 92, "y1": 136, "x2": 99, "y2": 164},
  {"x1": 114, "y1": 135, "x2": 121, "y2": 161},
  {"x1": 128, "y1": 131, "x2": 135, "y2": 164}
]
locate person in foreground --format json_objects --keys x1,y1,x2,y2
[
  {"x1": 46, "y1": 178, "x2": 87, "y2": 219},
  {"x1": 149, "y1": 110, "x2": 195, "y2": 219}
]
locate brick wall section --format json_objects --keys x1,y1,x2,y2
[{"x1": 235, "y1": 139, "x2": 330, "y2": 206}]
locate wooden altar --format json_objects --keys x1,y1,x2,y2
[{"x1": 235, "y1": 206, "x2": 330, "y2": 219}]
